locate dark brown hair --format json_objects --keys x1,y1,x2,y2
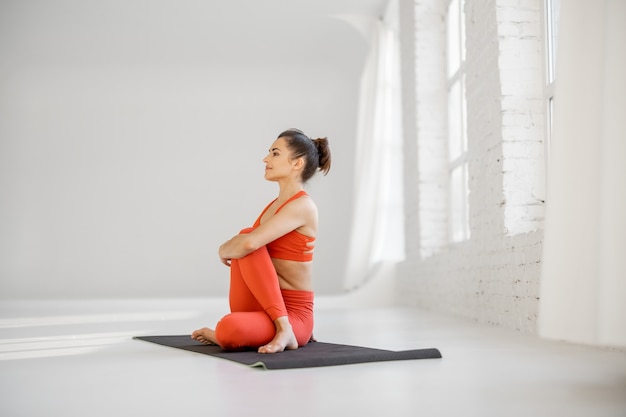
[{"x1": 278, "y1": 128, "x2": 331, "y2": 183}]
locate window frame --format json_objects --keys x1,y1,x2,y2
[
  {"x1": 446, "y1": 0, "x2": 470, "y2": 243},
  {"x1": 543, "y1": 0, "x2": 561, "y2": 166}
]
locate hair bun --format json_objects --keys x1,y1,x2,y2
[{"x1": 313, "y1": 137, "x2": 331, "y2": 175}]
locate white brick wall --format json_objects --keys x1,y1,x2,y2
[
  {"x1": 412, "y1": 0, "x2": 448, "y2": 258},
  {"x1": 497, "y1": 0, "x2": 546, "y2": 235},
  {"x1": 396, "y1": 0, "x2": 546, "y2": 333}
]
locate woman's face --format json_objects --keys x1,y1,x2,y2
[{"x1": 263, "y1": 137, "x2": 296, "y2": 181}]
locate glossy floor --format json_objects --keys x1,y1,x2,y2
[{"x1": 1, "y1": 297, "x2": 625, "y2": 417}]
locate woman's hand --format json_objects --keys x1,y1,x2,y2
[
  {"x1": 218, "y1": 242, "x2": 232, "y2": 267},
  {"x1": 217, "y1": 232, "x2": 257, "y2": 266}
]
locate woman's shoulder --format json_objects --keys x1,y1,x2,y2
[
  {"x1": 296, "y1": 192, "x2": 317, "y2": 210},
  {"x1": 280, "y1": 192, "x2": 317, "y2": 220}
]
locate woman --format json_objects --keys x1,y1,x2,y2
[{"x1": 192, "y1": 128, "x2": 331, "y2": 354}]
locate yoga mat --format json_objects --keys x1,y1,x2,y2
[{"x1": 134, "y1": 335, "x2": 442, "y2": 370}]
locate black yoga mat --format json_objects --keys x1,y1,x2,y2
[{"x1": 134, "y1": 335, "x2": 442, "y2": 370}]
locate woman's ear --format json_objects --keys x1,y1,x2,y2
[{"x1": 293, "y1": 157, "x2": 305, "y2": 171}]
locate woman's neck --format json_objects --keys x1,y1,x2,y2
[{"x1": 276, "y1": 180, "x2": 304, "y2": 202}]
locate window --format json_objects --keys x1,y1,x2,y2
[
  {"x1": 544, "y1": 0, "x2": 561, "y2": 162},
  {"x1": 446, "y1": 0, "x2": 469, "y2": 242}
]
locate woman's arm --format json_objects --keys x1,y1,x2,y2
[
  {"x1": 218, "y1": 234, "x2": 255, "y2": 266},
  {"x1": 218, "y1": 196, "x2": 317, "y2": 266}
]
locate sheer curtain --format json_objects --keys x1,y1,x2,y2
[
  {"x1": 344, "y1": 3, "x2": 405, "y2": 291},
  {"x1": 539, "y1": 0, "x2": 626, "y2": 347}
]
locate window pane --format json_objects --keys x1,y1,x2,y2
[
  {"x1": 449, "y1": 164, "x2": 470, "y2": 242},
  {"x1": 447, "y1": 0, "x2": 460, "y2": 78},
  {"x1": 546, "y1": 0, "x2": 561, "y2": 83},
  {"x1": 460, "y1": 0, "x2": 466, "y2": 63},
  {"x1": 446, "y1": 0, "x2": 469, "y2": 244},
  {"x1": 448, "y1": 80, "x2": 462, "y2": 161},
  {"x1": 461, "y1": 74, "x2": 468, "y2": 153},
  {"x1": 449, "y1": 165, "x2": 463, "y2": 242},
  {"x1": 462, "y1": 162, "x2": 470, "y2": 239}
]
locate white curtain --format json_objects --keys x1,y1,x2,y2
[
  {"x1": 344, "y1": 2, "x2": 405, "y2": 291},
  {"x1": 539, "y1": 0, "x2": 626, "y2": 347}
]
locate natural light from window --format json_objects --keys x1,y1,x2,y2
[
  {"x1": 446, "y1": 0, "x2": 470, "y2": 243},
  {"x1": 544, "y1": 0, "x2": 560, "y2": 163}
]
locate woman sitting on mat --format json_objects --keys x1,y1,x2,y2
[{"x1": 192, "y1": 128, "x2": 331, "y2": 354}]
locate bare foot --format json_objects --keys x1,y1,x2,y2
[
  {"x1": 191, "y1": 327, "x2": 218, "y2": 345},
  {"x1": 258, "y1": 316, "x2": 298, "y2": 354}
]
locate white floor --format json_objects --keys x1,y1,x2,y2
[{"x1": 1, "y1": 296, "x2": 625, "y2": 417}]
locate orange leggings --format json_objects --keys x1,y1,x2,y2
[{"x1": 214, "y1": 228, "x2": 314, "y2": 350}]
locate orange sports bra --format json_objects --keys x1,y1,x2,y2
[{"x1": 253, "y1": 190, "x2": 315, "y2": 262}]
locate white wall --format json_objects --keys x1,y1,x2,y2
[
  {"x1": 539, "y1": 0, "x2": 626, "y2": 347},
  {"x1": 396, "y1": 0, "x2": 546, "y2": 332},
  {"x1": 0, "y1": 1, "x2": 372, "y2": 299}
]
